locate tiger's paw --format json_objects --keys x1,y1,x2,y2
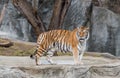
[
  {"x1": 47, "y1": 60, "x2": 57, "y2": 65},
  {"x1": 75, "y1": 61, "x2": 84, "y2": 65},
  {"x1": 51, "y1": 62, "x2": 57, "y2": 65},
  {"x1": 36, "y1": 63, "x2": 39, "y2": 66},
  {"x1": 78, "y1": 62, "x2": 84, "y2": 65},
  {"x1": 49, "y1": 61, "x2": 57, "y2": 65}
]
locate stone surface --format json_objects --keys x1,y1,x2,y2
[
  {"x1": 63, "y1": 0, "x2": 92, "y2": 30},
  {"x1": 0, "y1": 53, "x2": 120, "y2": 78},
  {"x1": 38, "y1": 0, "x2": 54, "y2": 28},
  {"x1": 88, "y1": 6, "x2": 120, "y2": 56},
  {"x1": 0, "y1": 0, "x2": 32, "y2": 41},
  {"x1": 0, "y1": 66, "x2": 31, "y2": 78}
]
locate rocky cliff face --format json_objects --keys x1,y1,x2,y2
[{"x1": 0, "y1": 0, "x2": 120, "y2": 56}]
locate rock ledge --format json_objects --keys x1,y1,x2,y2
[{"x1": 0, "y1": 53, "x2": 120, "y2": 78}]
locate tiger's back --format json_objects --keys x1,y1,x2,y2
[{"x1": 37, "y1": 29, "x2": 75, "y2": 52}]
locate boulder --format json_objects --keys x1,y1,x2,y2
[{"x1": 88, "y1": 6, "x2": 120, "y2": 56}]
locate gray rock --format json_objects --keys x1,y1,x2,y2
[
  {"x1": 0, "y1": 66, "x2": 31, "y2": 78},
  {"x1": 63, "y1": 0, "x2": 92, "y2": 30},
  {"x1": 38, "y1": 0, "x2": 54, "y2": 28},
  {"x1": 0, "y1": 0, "x2": 32, "y2": 41},
  {"x1": 88, "y1": 6, "x2": 120, "y2": 56}
]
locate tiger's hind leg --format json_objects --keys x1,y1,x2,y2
[
  {"x1": 35, "y1": 54, "x2": 40, "y2": 65},
  {"x1": 30, "y1": 50, "x2": 41, "y2": 65},
  {"x1": 35, "y1": 52, "x2": 43, "y2": 65},
  {"x1": 46, "y1": 48, "x2": 57, "y2": 64}
]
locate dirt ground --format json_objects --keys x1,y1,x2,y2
[{"x1": 0, "y1": 53, "x2": 119, "y2": 67}]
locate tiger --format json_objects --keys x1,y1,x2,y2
[{"x1": 30, "y1": 26, "x2": 89, "y2": 65}]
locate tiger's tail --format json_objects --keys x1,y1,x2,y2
[{"x1": 30, "y1": 49, "x2": 37, "y2": 59}]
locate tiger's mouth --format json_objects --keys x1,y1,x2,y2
[
  {"x1": 79, "y1": 38, "x2": 85, "y2": 40},
  {"x1": 79, "y1": 37, "x2": 86, "y2": 40},
  {"x1": 79, "y1": 38, "x2": 85, "y2": 42}
]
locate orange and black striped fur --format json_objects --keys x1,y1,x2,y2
[{"x1": 30, "y1": 26, "x2": 89, "y2": 65}]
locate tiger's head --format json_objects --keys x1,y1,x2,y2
[{"x1": 76, "y1": 26, "x2": 89, "y2": 41}]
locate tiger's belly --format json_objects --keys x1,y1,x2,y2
[{"x1": 49, "y1": 42, "x2": 72, "y2": 53}]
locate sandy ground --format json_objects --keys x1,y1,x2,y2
[{"x1": 0, "y1": 55, "x2": 119, "y2": 67}]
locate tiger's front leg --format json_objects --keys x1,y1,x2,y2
[
  {"x1": 72, "y1": 48, "x2": 80, "y2": 65},
  {"x1": 78, "y1": 51, "x2": 84, "y2": 65},
  {"x1": 73, "y1": 48, "x2": 84, "y2": 65},
  {"x1": 78, "y1": 46, "x2": 86, "y2": 65}
]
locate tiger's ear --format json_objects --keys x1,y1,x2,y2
[
  {"x1": 77, "y1": 27, "x2": 80, "y2": 30},
  {"x1": 77, "y1": 26, "x2": 83, "y2": 30},
  {"x1": 77, "y1": 26, "x2": 85, "y2": 32},
  {"x1": 77, "y1": 27, "x2": 80, "y2": 32}
]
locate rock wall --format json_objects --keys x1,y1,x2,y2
[
  {"x1": 0, "y1": 0, "x2": 120, "y2": 56},
  {"x1": 38, "y1": 0, "x2": 54, "y2": 28},
  {"x1": 89, "y1": 6, "x2": 120, "y2": 56},
  {"x1": 63, "y1": 0, "x2": 92, "y2": 30},
  {"x1": 0, "y1": 0, "x2": 33, "y2": 41}
]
